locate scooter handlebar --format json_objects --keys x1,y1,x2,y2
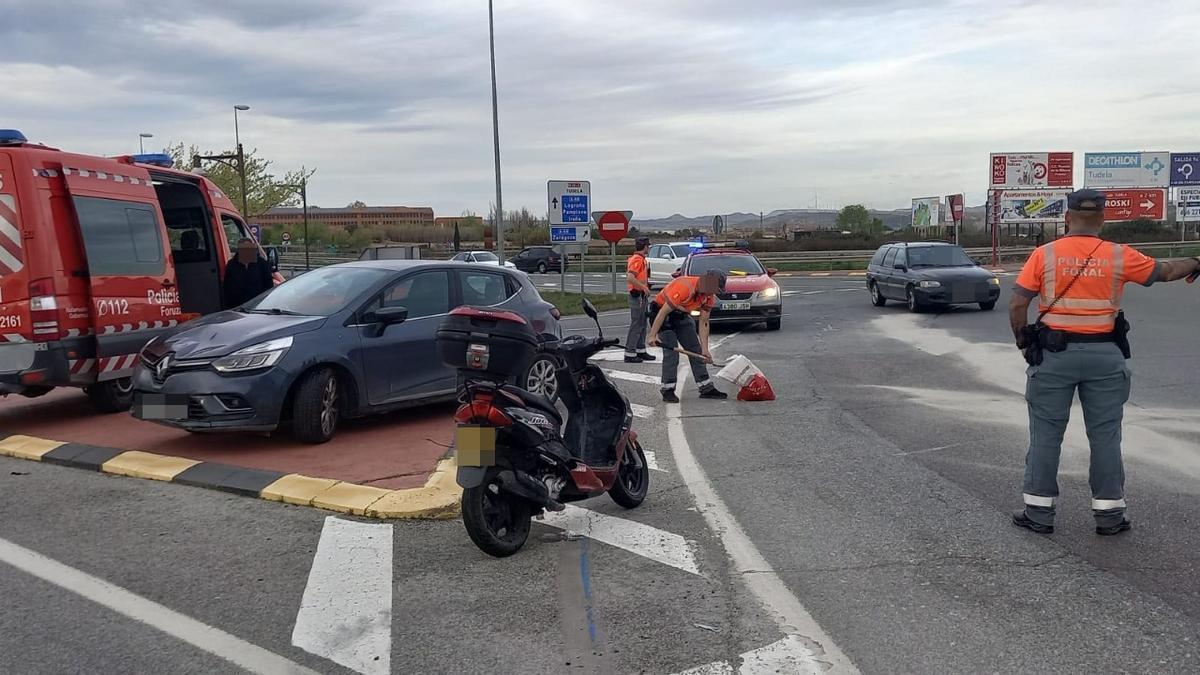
[{"x1": 601, "y1": 337, "x2": 621, "y2": 348}]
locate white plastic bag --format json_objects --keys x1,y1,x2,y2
[{"x1": 715, "y1": 354, "x2": 761, "y2": 388}]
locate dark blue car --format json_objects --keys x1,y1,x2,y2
[{"x1": 131, "y1": 261, "x2": 562, "y2": 443}]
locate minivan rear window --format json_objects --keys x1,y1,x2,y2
[{"x1": 73, "y1": 196, "x2": 165, "y2": 276}]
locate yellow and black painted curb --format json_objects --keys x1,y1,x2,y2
[{"x1": 0, "y1": 433, "x2": 461, "y2": 520}]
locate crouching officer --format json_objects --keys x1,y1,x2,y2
[
  {"x1": 1009, "y1": 189, "x2": 1200, "y2": 536},
  {"x1": 624, "y1": 237, "x2": 657, "y2": 363},
  {"x1": 647, "y1": 269, "x2": 728, "y2": 402}
]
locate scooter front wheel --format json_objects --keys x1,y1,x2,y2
[
  {"x1": 609, "y1": 440, "x2": 650, "y2": 508},
  {"x1": 461, "y1": 484, "x2": 532, "y2": 557}
]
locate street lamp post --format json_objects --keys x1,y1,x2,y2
[
  {"x1": 138, "y1": 133, "x2": 153, "y2": 154},
  {"x1": 488, "y1": 0, "x2": 505, "y2": 263},
  {"x1": 280, "y1": 170, "x2": 311, "y2": 272},
  {"x1": 234, "y1": 105, "x2": 250, "y2": 218}
]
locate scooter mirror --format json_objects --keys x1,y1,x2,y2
[{"x1": 582, "y1": 298, "x2": 599, "y2": 321}]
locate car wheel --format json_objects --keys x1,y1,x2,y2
[
  {"x1": 523, "y1": 355, "x2": 559, "y2": 401},
  {"x1": 537, "y1": 262, "x2": 547, "y2": 274},
  {"x1": 85, "y1": 377, "x2": 134, "y2": 414},
  {"x1": 906, "y1": 286, "x2": 923, "y2": 313},
  {"x1": 292, "y1": 367, "x2": 340, "y2": 444},
  {"x1": 766, "y1": 317, "x2": 782, "y2": 331},
  {"x1": 979, "y1": 300, "x2": 997, "y2": 311},
  {"x1": 869, "y1": 281, "x2": 887, "y2": 307}
]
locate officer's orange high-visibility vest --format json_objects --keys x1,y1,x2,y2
[
  {"x1": 1015, "y1": 235, "x2": 1158, "y2": 334},
  {"x1": 627, "y1": 252, "x2": 648, "y2": 292}
]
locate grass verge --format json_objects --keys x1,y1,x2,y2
[{"x1": 538, "y1": 290, "x2": 630, "y2": 316}]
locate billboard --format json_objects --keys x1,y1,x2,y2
[
  {"x1": 1083, "y1": 152, "x2": 1170, "y2": 188},
  {"x1": 990, "y1": 152, "x2": 1074, "y2": 188},
  {"x1": 998, "y1": 190, "x2": 1069, "y2": 223},
  {"x1": 911, "y1": 197, "x2": 940, "y2": 228},
  {"x1": 1171, "y1": 153, "x2": 1200, "y2": 186},
  {"x1": 1102, "y1": 189, "x2": 1166, "y2": 221}
]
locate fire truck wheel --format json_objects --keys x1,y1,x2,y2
[
  {"x1": 85, "y1": 378, "x2": 134, "y2": 414},
  {"x1": 291, "y1": 367, "x2": 340, "y2": 444}
]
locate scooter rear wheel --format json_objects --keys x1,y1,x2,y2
[
  {"x1": 609, "y1": 440, "x2": 650, "y2": 508},
  {"x1": 462, "y1": 484, "x2": 532, "y2": 557}
]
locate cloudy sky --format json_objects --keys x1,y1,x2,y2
[{"x1": 4, "y1": 0, "x2": 1199, "y2": 218}]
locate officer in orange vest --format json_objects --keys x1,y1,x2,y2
[
  {"x1": 1010, "y1": 189, "x2": 1200, "y2": 536},
  {"x1": 647, "y1": 269, "x2": 728, "y2": 402},
  {"x1": 623, "y1": 237, "x2": 657, "y2": 364}
]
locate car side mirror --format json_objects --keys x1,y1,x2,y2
[
  {"x1": 376, "y1": 306, "x2": 408, "y2": 326},
  {"x1": 766, "y1": 267, "x2": 778, "y2": 277},
  {"x1": 671, "y1": 270, "x2": 682, "y2": 278},
  {"x1": 895, "y1": 264, "x2": 908, "y2": 273}
]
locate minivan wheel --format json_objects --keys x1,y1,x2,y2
[
  {"x1": 869, "y1": 281, "x2": 887, "y2": 307},
  {"x1": 906, "y1": 286, "x2": 923, "y2": 313},
  {"x1": 292, "y1": 367, "x2": 340, "y2": 444},
  {"x1": 979, "y1": 300, "x2": 997, "y2": 311},
  {"x1": 537, "y1": 262, "x2": 548, "y2": 274},
  {"x1": 523, "y1": 355, "x2": 559, "y2": 401},
  {"x1": 86, "y1": 377, "x2": 134, "y2": 414}
]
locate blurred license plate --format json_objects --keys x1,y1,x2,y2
[
  {"x1": 456, "y1": 426, "x2": 497, "y2": 467},
  {"x1": 721, "y1": 301, "x2": 751, "y2": 311},
  {"x1": 135, "y1": 393, "x2": 188, "y2": 420}
]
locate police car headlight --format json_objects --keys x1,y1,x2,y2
[
  {"x1": 917, "y1": 280, "x2": 942, "y2": 288},
  {"x1": 212, "y1": 336, "x2": 293, "y2": 373},
  {"x1": 757, "y1": 286, "x2": 779, "y2": 300},
  {"x1": 988, "y1": 277, "x2": 1001, "y2": 286},
  {"x1": 690, "y1": 310, "x2": 701, "y2": 317}
]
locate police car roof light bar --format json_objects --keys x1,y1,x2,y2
[
  {"x1": 130, "y1": 153, "x2": 174, "y2": 168},
  {"x1": 0, "y1": 129, "x2": 28, "y2": 145}
]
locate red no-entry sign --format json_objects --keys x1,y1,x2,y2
[{"x1": 592, "y1": 210, "x2": 632, "y2": 244}]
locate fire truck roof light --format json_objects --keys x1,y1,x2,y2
[
  {"x1": 0, "y1": 129, "x2": 28, "y2": 145},
  {"x1": 131, "y1": 153, "x2": 174, "y2": 168}
]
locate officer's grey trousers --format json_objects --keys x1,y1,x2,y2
[
  {"x1": 1022, "y1": 342, "x2": 1131, "y2": 528},
  {"x1": 625, "y1": 293, "x2": 649, "y2": 356},
  {"x1": 658, "y1": 313, "x2": 713, "y2": 392}
]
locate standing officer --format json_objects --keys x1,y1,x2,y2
[
  {"x1": 647, "y1": 269, "x2": 728, "y2": 402},
  {"x1": 1009, "y1": 189, "x2": 1200, "y2": 536},
  {"x1": 624, "y1": 237, "x2": 657, "y2": 364}
]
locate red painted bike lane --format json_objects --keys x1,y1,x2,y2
[{"x1": 0, "y1": 389, "x2": 453, "y2": 490}]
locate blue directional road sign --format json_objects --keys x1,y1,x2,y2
[
  {"x1": 551, "y1": 227, "x2": 576, "y2": 242},
  {"x1": 250, "y1": 224, "x2": 261, "y2": 240},
  {"x1": 1171, "y1": 153, "x2": 1200, "y2": 186},
  {"x1": 561, "y1": 195, "x2": 589, "y2": 223}
]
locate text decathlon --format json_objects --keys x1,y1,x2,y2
[{"x1": 1086, "y1": 154, "x2": 1140, "y2": 167}]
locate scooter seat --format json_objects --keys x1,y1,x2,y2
[{"x1": 500, "y1": 385, "x2": 562, "y2": 424}]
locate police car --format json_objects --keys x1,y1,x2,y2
[{"x1": 676, "y1": 242, "x2": 782, "y2": 330}]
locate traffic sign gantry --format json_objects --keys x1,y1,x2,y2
[
  {"x1": 592, "y1": 210, "x2": 632, "y2": 244},
  {"x1": 1171, "y1": 153, "x2": 1200, "y2": 186}
]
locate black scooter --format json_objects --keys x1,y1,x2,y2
[{"x1": 451, "y1": 299, "x2": 650, "y2": 557}]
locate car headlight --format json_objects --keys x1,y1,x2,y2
[
  {"x1": 917, "y1": 280, "x2": 942, "y2": 288},
  {"x1": 988, "y1": 277, "x2": 1001, "y2": 286},
  {"x1": 212, "y1": 336, "x2": 293, "y2": 373},
  {"x1": 757, "y1": 285, "x2": 779, "y2": 300}
]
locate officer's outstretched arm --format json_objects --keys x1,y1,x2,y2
[{"x1": 1155, "y1": 257, "x2": 1200, "y2": 283}]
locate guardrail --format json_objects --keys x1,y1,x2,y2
[{"x1": 271, "y1": 241, "x2": 1199, "y2": 278}]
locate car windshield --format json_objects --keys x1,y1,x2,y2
[
  {"x1": 474, "y1": 252, "x2": 498, "y2": 262},
  {"x1": 671, "y1": 244, "x2": 693, "y2": 257},
  {"x1": 243, "y1": 266, "x2": 389, "y2": 317},
  {"x1": 906, "y1": 245, "x2": 975, "y2": 268},
  {"x1": 687, "y1": 254, "x2": 765, "y2": 276}
]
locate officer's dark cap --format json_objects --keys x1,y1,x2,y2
[
  {"x1": 635, "y1": 237, "x2": 650, "y2": 250},
  {"x1": 1067, "y1": 189, "x2": 1105, "y2": 212}
]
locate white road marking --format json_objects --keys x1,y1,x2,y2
[
  {"x1": 674, "y1": 635, "x2": 825, "y2": 674},
  {"x1": 643, "y1": 449, "x2": 664, "y2": 472},
  {"x1": 834, "y1": 288, "x2": 861, "y2": 292},
  {"x1": 802, "y1": 290, "x2": 825, "y2": 295},
  {"x1": 631, "y1": 402, "x2": 655, "y2": 419},
  {"x1": 602, "y1": 369, "x2": 661, "y2": 385},
  {"x1": 589, "y1": 347, "x2": 665, "y2": 363},
  {"x1": 539, "y1": 504, "x2": 699, "y2": 575},
  {"x1": 667, "y1": 338, "x2": 857, "y2": 673},
  {"x1": 0, "y1": 535, "x2": 318, "y2": 675},
  {"x1": 292, "y1": 517, "x2": 392, "y2": 675}
]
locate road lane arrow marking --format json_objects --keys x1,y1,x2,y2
[
  {"x1": 673, "y1": 635, "x2": 824, "y2": 674},
  {"x1": 292, "y1": 517, "x2": 392, "y2": 675},
  {"x1": 539, "y1": 504, "x2": 700, "y2": 575}
]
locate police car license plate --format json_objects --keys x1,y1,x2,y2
[{"x1": 721, "y1": 301, "x2": 751, "y2": 311}]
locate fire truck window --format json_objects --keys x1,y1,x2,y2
[
  {"x1": 72, "y1": 196, "x2": 165, "y2": 276},
  {"x1": 221, "y1": 215, "x2": 250, "y2": 256}
]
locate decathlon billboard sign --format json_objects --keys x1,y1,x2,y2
[{"x1": 1083, "y1": 152, "x2": 1170, "y2": 188}]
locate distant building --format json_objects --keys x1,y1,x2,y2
[{"x1": 253, "y1": 205, "x2": 435, "y2": 231}]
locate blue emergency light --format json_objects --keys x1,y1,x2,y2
[
  {"x1": 0, "y1": 129, "x2": 28, "y2": 145},
  {"x1": 131, "y1": 153, "x2": 174, "y2": 168}
]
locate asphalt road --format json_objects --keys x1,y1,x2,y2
[{"x1": 2, "y1": 271, "x2": 1199, "y2": 673}]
